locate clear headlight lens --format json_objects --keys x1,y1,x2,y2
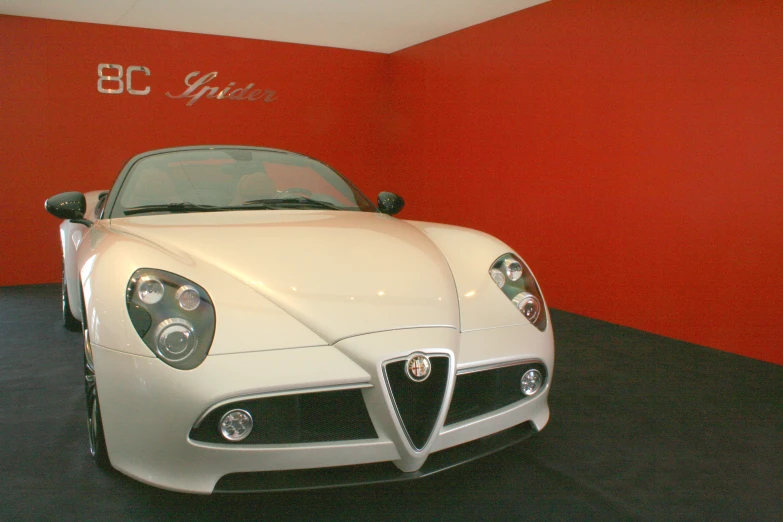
[
  {"x1": 503, "y1": 258, "x2": 523, "y2": 282},
  {"x1": 126, "y1": 269, "x2": 215, "y2": 370},
  {"x1": 512, "y1": 292, "x2": 541, "y2": 323},
  {"x1": 175, "y1": 285, "x2": 201, "y2": 311},
  {"x1": 489, "y1": 253, "x2": 548, "y2": 331},
  {"x1": 154, "y1": 318, "x2": 198, "y2": 362},
  {"x1": 137, "y1": 275, "x2": 164, "y2": 304},
  {"x1": 489, "y1": 268, "x2": 506, "y2": 288}
]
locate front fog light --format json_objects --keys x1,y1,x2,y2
[
  {"x1": 503, "y1": 259, "x2": 523, "y2": 281},
  {"x1": 175, "y1": 285, "x2": 201, "y2": 311},
  {"x1": 154, "y1": 318, "x2": 198, "y2": 362},
  {"x1": 512, "y1": 292, "x2": 541, "y2": 323},
  {"x1": 220, "y1": 409, "x2": 253, "y2": 441},
  {"x1": 520, "y1": 369, "x2": 543, "y2": 396},
  {"x1": 137, "y1": 276, "x2": 164, "y2": 304}
]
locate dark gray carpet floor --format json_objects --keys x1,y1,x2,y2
[{"x1": 0, "y1": 284, "x2": 780, "y2": 521}]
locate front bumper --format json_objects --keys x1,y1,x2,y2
[{"x1": 92, "y1": 324, "x2": 553, "y2": 494}]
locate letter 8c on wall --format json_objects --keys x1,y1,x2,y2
[{"x1": 97, "y1": 64, "x2": 151, "y2": 96}]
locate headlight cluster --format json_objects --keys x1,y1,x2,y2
[
  {"x1": 489, "y1": 254, "x2": 548, "y2": 331},
  {"x1": 126, "y1": 269, "x2": 216, "y2": 370}
]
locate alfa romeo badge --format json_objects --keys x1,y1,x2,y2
[{"x1": 405, "y1": 354, "x2": 431, "y2": 382}]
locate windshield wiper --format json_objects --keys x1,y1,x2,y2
[
  {"x1": 123, "y1": 198, "x2": 346, "y2": 216},
  {"x1": 242, "y1": 197, "x2": 344, "y2": 210},
  {"x1": 123, "y1": 202, "x2": 223, "y2": 216}
]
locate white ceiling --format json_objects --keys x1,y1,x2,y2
[{"x1": 0, "y1": 0, "x2": 548, "y2": 53}]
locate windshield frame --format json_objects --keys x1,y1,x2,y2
[{"x1": 105, "y1": 146, "x2": 378, "y2": 219}]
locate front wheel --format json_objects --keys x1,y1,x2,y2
[{"x1": 84, "y1": 323, "x2": 111, "y2": 470}]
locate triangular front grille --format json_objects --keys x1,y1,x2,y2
[{"x1": 383, "y1": 355, "x2": 450, "y2": 451}]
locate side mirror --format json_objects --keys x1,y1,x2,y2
[
  {"x1": 377, "y1": 191, "x2": 405, "y2": 216},
  {"x1": 45, "y1": 192, "x2": 92, "y2": 226}
]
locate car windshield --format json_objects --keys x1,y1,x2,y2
[{"x1": 110, "y1": 148, "x2": 376, "y2": 217}]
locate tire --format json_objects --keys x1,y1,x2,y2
[
  {"x1": 62, "y1": 260, "x2": 82, "y2": 332},
  {"x1": 84, "y1": 320, "x2": 111, "y2": 470}
]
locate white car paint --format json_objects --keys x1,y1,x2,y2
[
  {"x1": 108, "y1": 211, "x2": 461, "y2": 343},
  {"x1": 93, "y1": 324, "x2": 551, "y2": 493},
  {"x1": 56, "y1": 152, "x2": 554, "y2": 493},
  {"x1": 62, "y1": 190, "x2": 105, "y2": 323}
]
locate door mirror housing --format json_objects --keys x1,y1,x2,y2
[
  {"x1": 45, "y1": 192, "x2": 91, "y2": 225},
  {"x1": 377, "y1": 192, "x2": 405, "y2": 216}
]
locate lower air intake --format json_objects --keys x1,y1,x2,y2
[
  {"x1": 445, "y1": 362, "x2": 547, "y2": 426},
  {"x1": 189, "y1": 388, "x2": 377, "y2": 445}
]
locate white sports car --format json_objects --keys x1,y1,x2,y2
[{"x1": 45, "y1": 146, "x2": 554, "y2": 494}]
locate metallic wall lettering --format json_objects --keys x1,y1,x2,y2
[
  {"x1": 97, "y1": 64, "x2": 124, "y2": 94},
  {"x1": 97, "y1": 64, "x2": 151, "y2": 96},
  {"x1": 126, "y1": 66, "x2": 151, "y2": 96},
  {"x1": 97, "y1": 64, "x2": 277, "y2": 106},
  {"x1": 166, "y1": 71, "x2": 277, "y2": 106}
]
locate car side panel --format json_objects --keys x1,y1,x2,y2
[{"x1": 61, "y1": 190, "x2": 108, "y2": 322}]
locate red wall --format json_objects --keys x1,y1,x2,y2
[
  {"x1": 387, "y1": 0, "x2": 783, "y2": 365},
  {"x1": 3, "y1": 4, "x2": 782, "y2": 366},
  {"x1": 0, "y1": 16, "x2": 390, "y2": 286}
]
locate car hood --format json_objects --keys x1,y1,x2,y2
[{"x1": 110, "y1": 210, "x2": 459, "y2": 343}]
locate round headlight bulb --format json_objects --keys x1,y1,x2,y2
[
  {"x1": 520, "y1": 369, "x2": 543, "y2": 396},
  {"x1": 137, "y1": 276, "x2": 164, "y2": 304},
  {"x1": 175, "y1": 285, "x2": 201, "y2": 311},
  {"x1": 154, "y1": 318, "x2": 198, "y2": 362},
  {"x1": 512, "y1": 292, "x2": 541, "y2": 323},
  {"x1": 220, "y1": 409, "x2": 253, "y2": 442},
  {"x1": 503, "y1": 258, "x2": 523, "y2": 282},
  {"x1": 489, "y1": 268, "x2": 506, "y2": 288}
]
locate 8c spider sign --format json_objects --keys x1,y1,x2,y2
[{"x1": 96, "y1": 64, "x2": 278, "y2": 107}]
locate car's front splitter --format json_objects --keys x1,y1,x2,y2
[{"x1": 213, "y1": 421, "x2": 537, "y2": 492}]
